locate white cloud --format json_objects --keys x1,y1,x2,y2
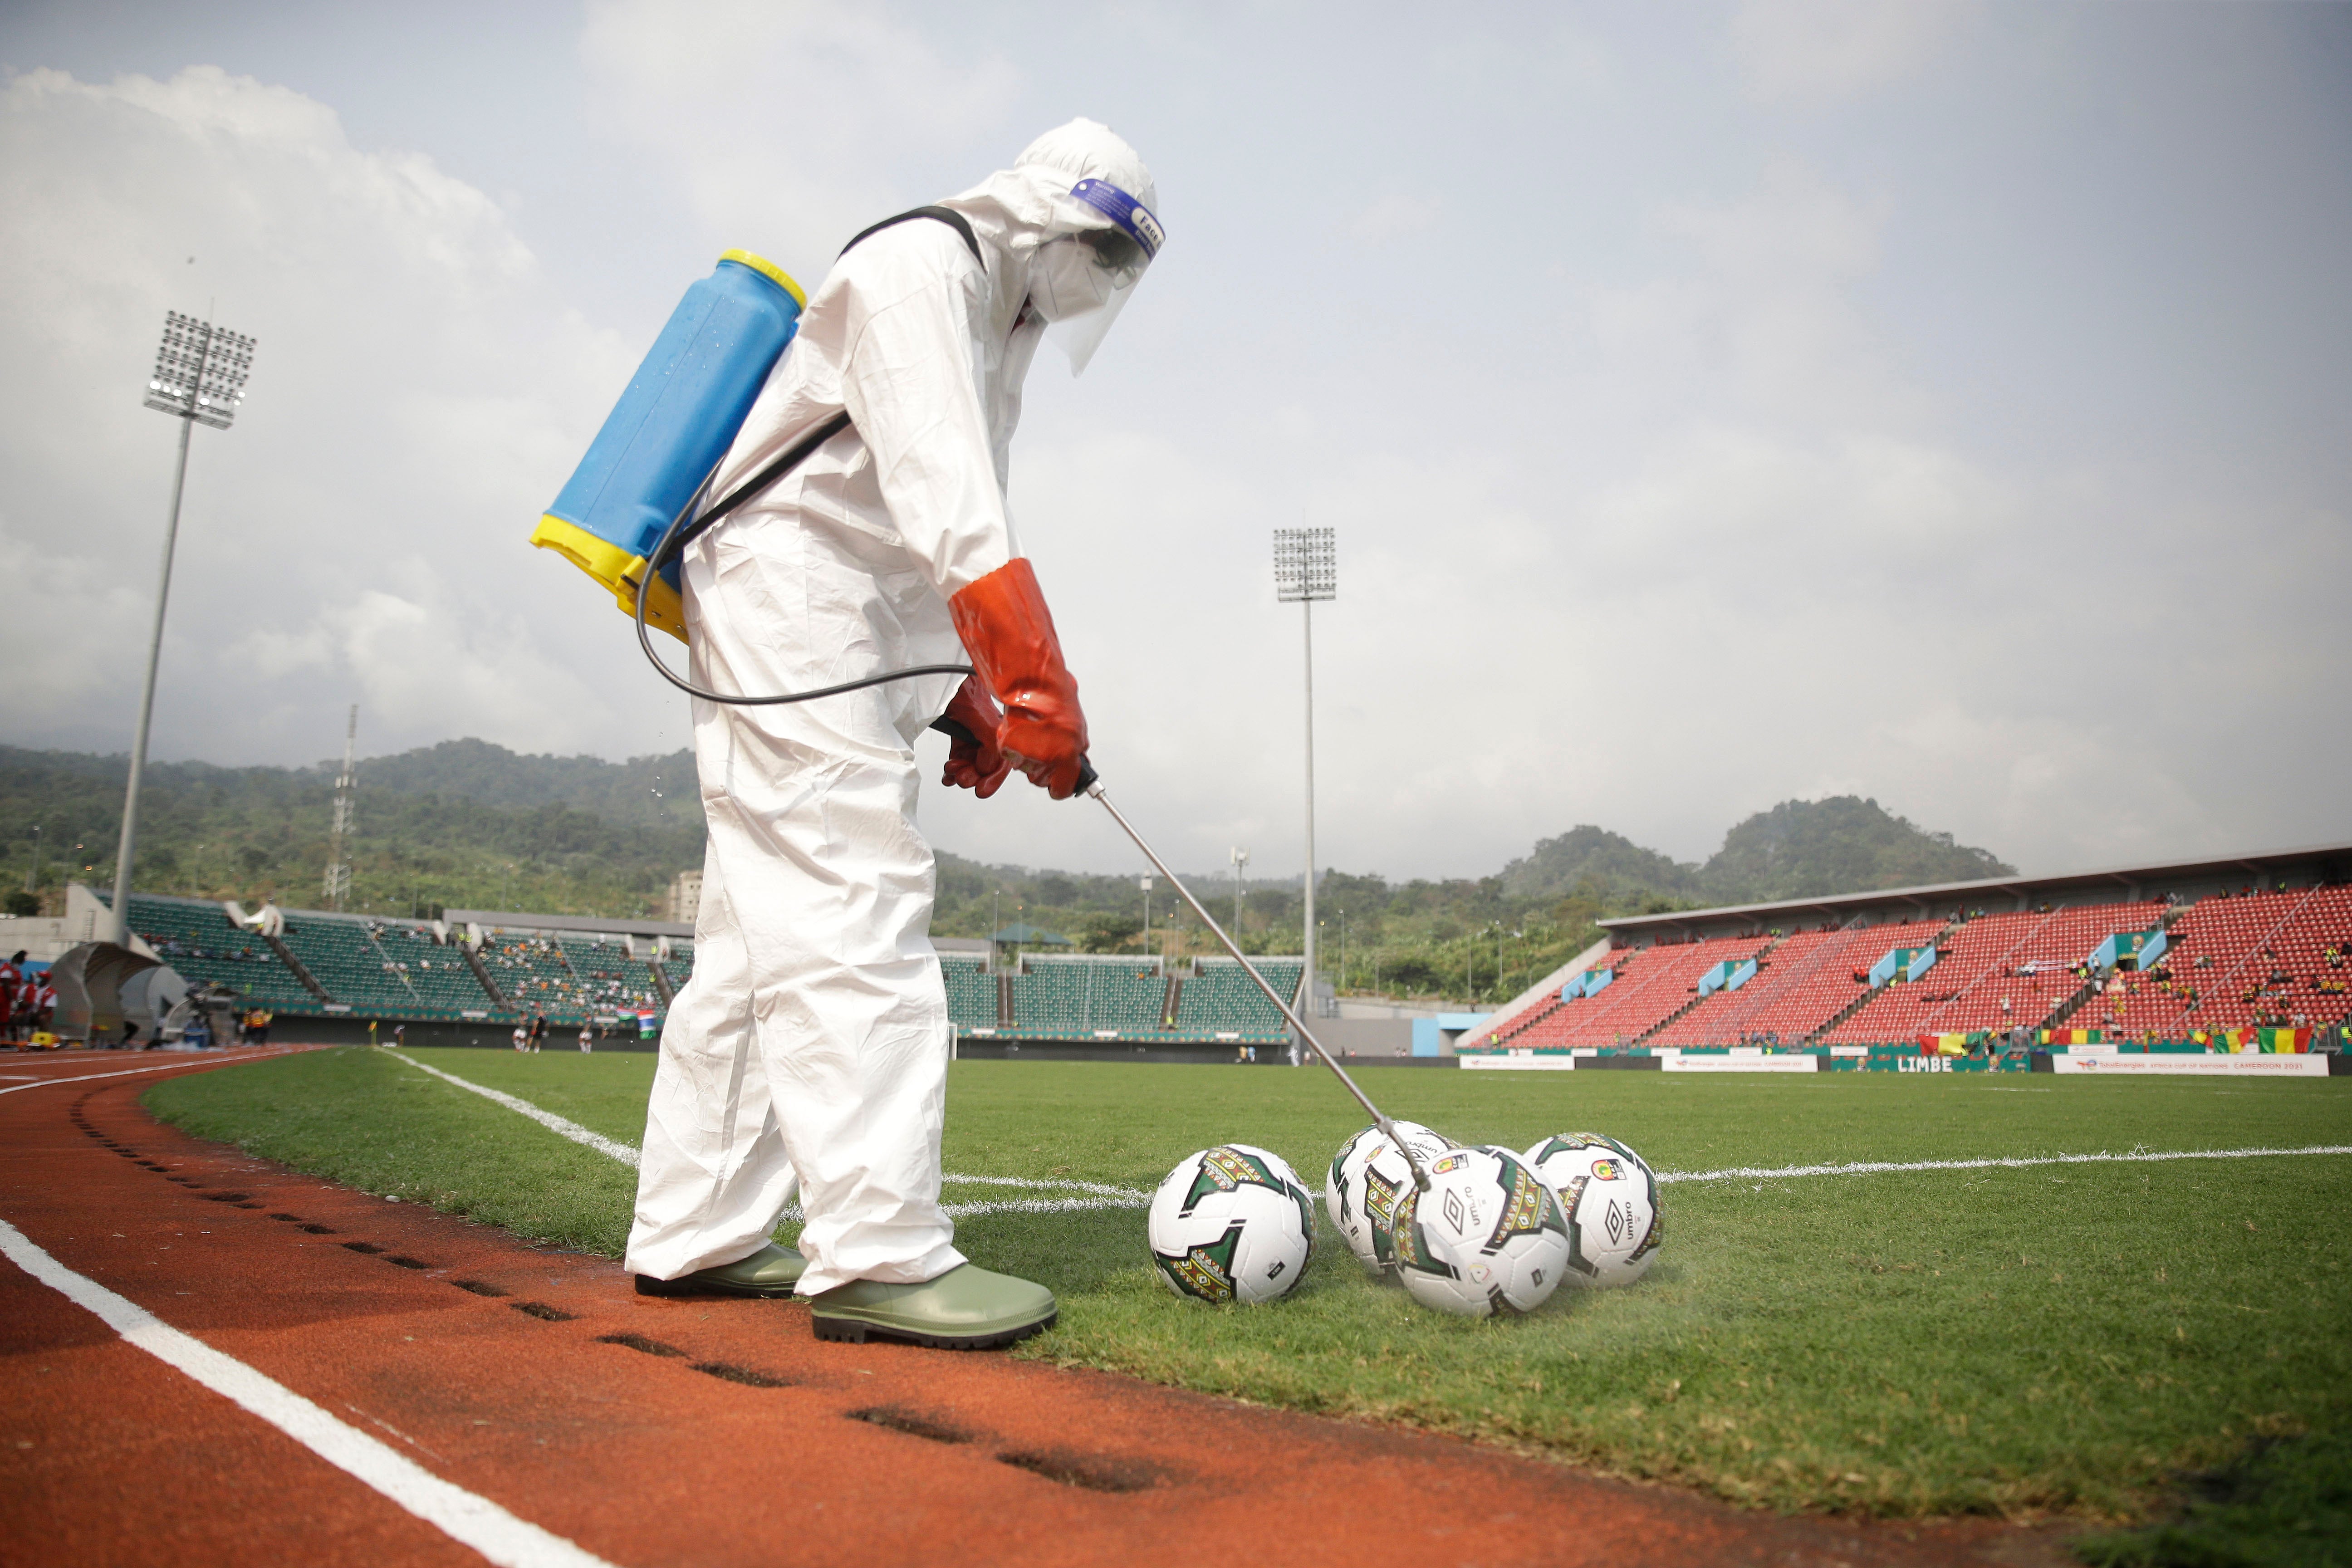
[
  {"x1": 0, "y1": 65, "x2": 669, "y2": 768},
  {"x1": 1729, "y1": 0, "x2": 1970, "y2": 105},
  {"x1": 577, "y1": 0, "x2": 1023, "y2": 266},
  {"x1": 1349, "y1": 192, "x2": 1440, "y2": 243},
  {"x1": 1591, "y1": 159, "x2": 1917, "y2": 431}
]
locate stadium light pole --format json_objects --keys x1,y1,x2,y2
[
  {"x1": 323, "y1": 705, "x2": 359, "y2": 911},
  {"x1": 1229, "y1": 846, "x2": 1249, "y2": 941},
  {"x1": 110, "y1": 311, "x2": 255, "y2": 945},
  {"x1": 1273, "y1": 526, "x2": 1336, "y2": 1044}
]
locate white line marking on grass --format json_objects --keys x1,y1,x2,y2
[
  {"x1": 941, "y1": 1192, "x2": 1149, "y2": 1216},
  {"x1": 939, "y1": 1172, "x2": 1150, "y2": 1200},
  {"x1": 0, "y1": 1216, "x2": 619, "y2": 1568},
  {"x1": 389, "y1": 1052, "x2": 642, "y2": 1168},
  {"x1": 381, "y1": 1051, "x2": 1152, "y2": 1210},
  {"x1": 0, "y1": 1050, "x2": 291, "y2": 1096},
  {"x1": 1660, "y1": 1145, "x2": 2352, "y2": 1186}
]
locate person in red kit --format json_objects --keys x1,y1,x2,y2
[{"x1": 0, "y1": 951, "x2": 24, "y2": 1041}]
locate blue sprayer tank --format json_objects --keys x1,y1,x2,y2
[{"x1": 530, "y1": 250, "x2": 807, "y2": 641}]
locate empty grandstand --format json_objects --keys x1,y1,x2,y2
[
  {"x1": 1477, "y1": 843, "x2": 2352, "y2": 1051},
  {"x1": 952, "y1": 954, "x2": 1301, "y2": 1054},
  {"x1": 90, "y1": 889, "x2": 1307, "y2": 1054},
  {"x1": 100, "y1": 892, "x2": 684, "y2": 1039},
  {"x1": 111, "y1": 842, "x2": 2348, "y2": 1060}
]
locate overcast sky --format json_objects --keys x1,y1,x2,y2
[{"x1": 2, "y1": 0, "x2": 2346, "y2": 886}]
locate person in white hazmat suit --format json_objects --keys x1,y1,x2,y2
[{"x1": 625, "y1": 120, "x2": 1162, "y2": 1349}]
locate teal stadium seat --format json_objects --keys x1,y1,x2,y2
[
  {"x1": 1004, "y1": 957, "x2": 1178, "y2": 1035},
  {"x1": 941, "y1": 957, "x2": 997, "y2": 1029},
  {"x1": 123, "y1": 894, "x2": 314, "y2": 1009},
  {"x1": 1087, "y1": 963, "x2": 1170, "y2": 1032},
  {"x1": 556, "y1": 934, "x2": 667, "y2": 1022},
  {"x1": 477, "y1": 930, "x2": 593, "y2": 1025},
  {"x1": 374, "y1": 924, "x2": 501, "y2": 1016},
  {"x1": 277, "y1": 916, "x2": 425, "y2": 1014},
  {"x1": 1175, "y1": 959, "x2": 1301, "y2": 1036},
  {"x1": 1006, "y1": 960, "x2": 1088, "y2": 1033}
]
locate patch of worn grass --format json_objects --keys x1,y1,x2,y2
[{"x1": 147, "y1": 1048, "x2": 2352, "y2": 1519}]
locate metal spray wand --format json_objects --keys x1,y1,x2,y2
[{"x1": 1084, "y1": 778, "x2": 1431, "y2": 1193}]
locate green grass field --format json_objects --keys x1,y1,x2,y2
[{"x1": 149, "y1": 1048, "x2": 2352, "y2": 1531}]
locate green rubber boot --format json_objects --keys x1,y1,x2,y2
[
  {"x1": 808, "y1": 1263, "x2": 1057, "y2": 1350},
  {"x1": 634, "y1": 1241, "x2": 807, "y2": 1299}
]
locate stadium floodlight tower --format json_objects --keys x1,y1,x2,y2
[
  {"x1": 324, "y1": 705, "x2": 358, "y2": 910},
  {"x1": 1273, "y1": 526, "x2": 1336, "y2": 1048},
  {"x1": 108, "y1": 311, "x2": 256, "y2": 945}
]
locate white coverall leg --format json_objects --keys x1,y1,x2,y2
[{"x1": 627, "y1": 511, "x2": 964, "y2": 1296}]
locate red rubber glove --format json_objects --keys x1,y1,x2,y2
[
  {"x1": 947, "y1": 557, "x2": 1090, "y2": 799},
  {"x1": 933, "y1": 674, "x2": 1011, "y2": 798}
]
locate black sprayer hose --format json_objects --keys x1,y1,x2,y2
[
  {"x1": 631, "y1": 411, "x2": 1098, "y2": 789},
  {"x1": 632, "y1": 411, "x2": 976, "y2": 706}
]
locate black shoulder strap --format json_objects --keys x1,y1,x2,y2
[
  {"x1": 652, "y1": 208, "x2": 982, "y2": 570},
  {"x1": 665, "y1": 410, "x2": 853, "y2": 564},
  {"x1": 839, "y1": 205, "x2": 985, "y2": 271}
]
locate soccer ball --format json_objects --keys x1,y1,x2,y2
[
  {"x1": 1391, "y1": 1145, "x2": 1572, "y2": 1318},
  {"x1": 1523, "y1": 1133, "x2": 1662, "y2": 1288},
  {"x1": 1148, "y1": 1144, "x2": 1316, "y2": 1305},
  {"x1": 1326, "y1": 1119, "x2": 1451, "y2": 1273}
]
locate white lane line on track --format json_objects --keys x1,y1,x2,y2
[
  {"x1": 0, "y1": 1050, "x2": 292, "y2": 1097},
  {"x1": 1659, "y1": 1144, "x2": 2352, "y2": 1185},
  {"x1": 381, "y1": 1050, "x2": 1151, "y2": 1212},
  {"x1": 0, "y1": 1216, "x2": 619, "y2": 1568}
]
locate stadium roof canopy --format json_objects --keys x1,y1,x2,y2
[
  {"x1": 1597, "y1": 840, "x2": 2352, "y2": 945},
  {"x1": 444, "y1": 907, "x2": 690, "y2": 939}
]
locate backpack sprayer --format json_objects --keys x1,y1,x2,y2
[{"x1": 530, "y1": 242, "x2": 1430, "y2": 1193}]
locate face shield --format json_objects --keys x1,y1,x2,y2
[{"x1": 1034, "y1": 177, "x2": 1164, "y2": 375}]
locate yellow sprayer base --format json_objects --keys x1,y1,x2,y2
[{"x1": 529, "y1": 514, "x2": 687, "y2": 643}]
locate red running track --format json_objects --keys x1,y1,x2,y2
[{"x1": 0, "y1": 1048, "x2": 2072, "y2": 1567}]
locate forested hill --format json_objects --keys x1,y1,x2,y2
[
  {"x1": 0, "y1": 741, "x2": 2012, "y2": 1004},
  {"x1": 0, "y1": 742, "x2": 705, "y2": 921},
  {"x1": 355, "y1": 739, "x2": 704, "y2": 833},
  {"x1": 1499, "y1": 797, "x2": 2014, "y2": 907}
]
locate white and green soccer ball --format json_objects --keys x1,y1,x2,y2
[
  {"x1": 1326, "y1": 1119, "x2": 1451, "y2": 1274},
  {"x1": 1390, "y1": 1145, "x2": 1572, "y2": 1318},
  {"x1": 1149, "y1": 1144, "x2": 1316, "y2": 1305},
  {"x1": 1523, "y1": 1132, "x2": 1662, "y2": 1289}
]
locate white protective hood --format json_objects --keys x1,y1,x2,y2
[{"x1": 936, "y1": 118, "x2": 1160, "y2": 373}]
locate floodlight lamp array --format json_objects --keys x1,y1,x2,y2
[
  {"x1": 1272, "y1": 526, "x2": 1336, "y2": 603},
  {"x1": 143, "y1": 311, "x2": 256, "y2": 430}
]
